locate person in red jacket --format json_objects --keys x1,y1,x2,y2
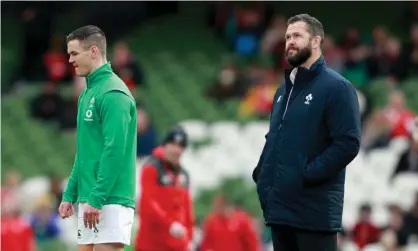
[
  {"x1": 135, "y1": 126, "x2": 194, "y2": 251},
  {"x1": 200, "y1": 194, "x2": 261, "y2": 251},
  {"x1": 1, "y1": 205, "x2": 35, "y2": 251},
  {"x1": 352, "y1": 204, "x2": 381, "y2": 250}
]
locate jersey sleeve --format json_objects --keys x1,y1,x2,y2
[
  {"x1": 139, "y1": 166, "x2": 175, "y2": 228},
  {"x1": 87, "y1": 91, "x2": 133, "y2": 209},
  {"x1": 62, "y1": 154, "x2": 78, "y2": 203}
]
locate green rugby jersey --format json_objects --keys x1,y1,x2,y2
[{"x1": 63, "y1": 62, "x2": 137, "y2": 209}]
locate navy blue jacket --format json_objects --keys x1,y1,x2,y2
[{"x1": 252, "y1": 56, "x2": 361, "y2": 232}]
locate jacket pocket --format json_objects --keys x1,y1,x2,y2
[{"x1": 256, "y1": 184, "x2": 270, "y2": 212}]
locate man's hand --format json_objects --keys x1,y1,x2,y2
[
  {"x1": 58, "y1": 201, "x2": 74, "y2": 219},
  {"x1": 169, "y1": 221, "x2": 187, "y2": 239},
  {"x1": 83, "y1": 203, "x2": 100, "y2": 229}
]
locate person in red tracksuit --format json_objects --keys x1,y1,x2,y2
[
  {"x1": 200, "y1": 194, "x2": 261, "y2": 251},
  {"x1": 1, "y1": 206, "x2": 35, "y2": 251},
  {"x1": 136, "y1": 126, "x2": 194, "y2": 251}
]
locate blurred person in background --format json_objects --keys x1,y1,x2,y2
[
  {"x1": 370, "y1": 26, "x2": 389, "y2": 58},
  {"x1": 55, "y1": 76, "x2": 87, "y2": 132},
  {"x1": 362, "y1": 90, "x2": 415, "y2": 151},
  {"x1": 260, "y1": 15, "x2": 286, "y2": 54},
  {"x1": 135, "y1": 126, "x2": 194, "y2": 251},
  {"x1": 49, "y1": 174, "x2": 64, "y2": 212},
  {"x1": 380, "y1": 204, "x2": 405, "y2": 251},
  {"x1": 208, "y1": 2, "x2": 234, "y2": 37},
  {"x1": 59, "y1": 25, "x2": 137, "y2": 251},
  {"x1": 227, "y1": 3, "x2": 266, "y2": 58},
  {"x1": 322, "y1": 35, "x2": 345, "y2": 73},
  {"x1": 365, "y1": 26, "x2": 401, "y2": 81},
  {"x1": 351, "y1": 204, "x2": 381, "y2": 249},
  {"x1": 260, "y1": 15, "x2": 287, "y2": 70},
  {"x1": 29, "y1": 81, "x2": 65, "y2": 123},
  {"x1": 29, "y1": 194, "x2": 61, "y2": 243},
  {"x1": 43, "y1": 35, "x2": 71, "y2": 84},
  {"x1": 397, "y1": 194, "x2": 418, "y2": 248},
  {"x1": 29, "y1": 80, "x2": 77, "y2": 131},
  {"x1": 397, "y1": 24, "x2": 418, "y2": 80},
  {"x1": 338, "y1": 27, "x2": 361, "y2": 54},
  {"x1": 392, "y1": 128, "x2": 418, "y2": 179},
  {"x1": 199, "y1": 194, "x2": 260, "y2": 251},
  {"x1": 1, "y1": 170, "x2": 23, "y2": 211},
  {"x1": 136, "y1": 105, "x2": 158, "y2": 158},
  {"x1": 1, "y1": 202, "x2": 35, "y2": 251},
  {"x1": 338, "y1": 27, "x2": 369, "y2": 69},
  {"x1": 385, "y1": 37, "x2": 403, "y2": 83},
  {"x1": 239, "y1": 67, "x2": 278, "y2": 119},
  {"x1": 206, "y1": 65, "x2": 248, "y2": 103},
  {"x1": 20, "y1": 4, "x2": 53, "y2": 81},
  {"x1": 112, "y1": 41, "x2": 144, "y2": 93}
]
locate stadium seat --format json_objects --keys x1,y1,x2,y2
[
  {"x1": 371, "y1": 204, "x2": 390, "y2": 227},
  {"x1": 209, "y1": 121, "x2": 242, "y2": 143},
  {"x1": 405, "y1": 243, "x2": 418, "y2": 251},
  {"x1": 341, "y1": 241, "x2": 358, "y2": 251},
  {"x1": 366, "y1": 149, "x2": 399, "y2": 183},
  {"x1": 342, "y1": 205, "x2": 358, "y2": 230},
  {"x1": 391, "y1": 173, "x2": 418, "y2": 210},
  {"x1": 388, "y1": 137, "x2": 410, "y2": 154},
  {"x1": 179, "y1": 120, "x2": 209, "y2": 142},
  {"x1": 363, "y1": 243, "x2": 385, "y2": 251},
  {"x1": 19, "y1": 176, "x2": 50, "y2": 212}
]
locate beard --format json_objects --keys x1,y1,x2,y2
[{"x1": 285, "y1": 43, "x2": 312, "y2": 67}]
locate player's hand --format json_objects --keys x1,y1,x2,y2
[
  {"x1": 169, "y1": 221, "x2": 187, "y2": 239},
  {"x1": 83, "y1": 203, "x2": 100, "y2": 229},
  {"x1": 58, "y1": 201, "x2": 74, "y2": 219}
]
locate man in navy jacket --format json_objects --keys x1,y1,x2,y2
[{"x1": 252, "y1": 14, "x2": 361, "y2": 251}]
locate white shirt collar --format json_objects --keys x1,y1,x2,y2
[{"x1": 290, "y1": 68, "x2": 298, "y2": 85}]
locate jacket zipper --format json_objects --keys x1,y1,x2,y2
[{"x1": 278, "y1": 85, "x2": 294, "y2": 131}]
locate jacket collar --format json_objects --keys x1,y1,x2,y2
[
  {"x1": 86, "y1": 62, "x2": 113, "y2": 88},
  {"x1": 284, "y1": 56, "x2": 326, "y2": 84}
]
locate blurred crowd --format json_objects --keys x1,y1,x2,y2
[
  {"x1": 1, "y1": 171, "x2": 64, "y2": 251},
  {"x1": 27, "y1": 39, "x2": 144, "y2": 130},
  {"x1": 205, "y1": 2, "x2": 418, "y2": 124},
  {"x1": 339, "y1": 196, "x2": 418, "y2": 251}
]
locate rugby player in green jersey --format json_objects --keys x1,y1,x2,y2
[{"x1": 59, "y1": 25, "x2": 137, "y2": 251}]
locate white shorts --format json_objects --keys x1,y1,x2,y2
[{"x1": 77, "y1": 203, "x2": 134, "y2": 245}]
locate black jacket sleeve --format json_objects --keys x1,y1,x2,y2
[{"x1": 303, "y1": 80, "x2": 361, "y2": 185}]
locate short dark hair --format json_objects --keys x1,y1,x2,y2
[
  {"x1": 66, "y1": 25, "x2": 107, "y2": 57},
  {"x1": 288, "y1": 14, "x2": 324, "y2": 46}
]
